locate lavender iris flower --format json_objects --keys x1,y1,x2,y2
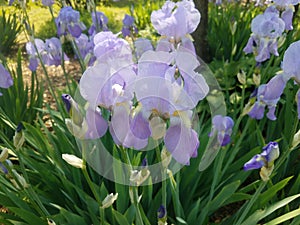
[
  {"x1": 209, "y1": 115, "x2": 234, "y2": 146},
  {"x1": 137, "y1": 48, "x2": 208, "y2": 109},
  {"x1": 79, "y1": 2, "x2": 209, "y2": 165},
  {"x1": 121, "y1": 14, "x2": 138, "y2": 37},
  {"x1": 282, "y1": 40, "x2": 300, "y2": 81},
  {"x1": 79, "y1": 62, "x2": 136, "y2": 109},
  {"x1": 42, "y1": 0, "x2": 54, "y2": 7},
  {"x1": 26, "y1": 39, "x2": 46, "y2": 71},
  {"x1": 0, "y1": 63, "x2": 13, "y2": 96},
  {"x1": 244, "y1": 141, "x2": 279, "y2": 171},
  {"x1": 150, "y1": 0, "x2": 201, "y2": 42},
  {"x1": 88, "y1": 11, "x2": 108, "y2": 36},
  {"x1": 109, "y1": 102, "x2": 149, "y2": 149},
  {"x1": 55, "y1": 6, "x2": 86, "y2": 38},
  {"x1": 93, "y1": 31, "x2": 133, "y2": 68},
  {"x1": 248, "y1": 73, "x2": 287, "y2": 120},
  {"x1": 243, "y1": 10, "x2": 285, "y2": 62},
  {"x1": 132, "y1": 49, "x2": 208, "y2": 164},
  {"x1": 271, "y1": 0, "x2": 300, "y2": 30},
  {"x1": 44, "y1": 37, "x2": 67, "y2": 66},
  {"x1": 75, "y1": 34, "x2": 95, "y2": 66},
  {"x1": 134, "y1": 38, "x2": 153, "y2": 59}
]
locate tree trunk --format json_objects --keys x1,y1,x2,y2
[{"x1": 192, "y1": 0, "x2": 210, "y2": 62}]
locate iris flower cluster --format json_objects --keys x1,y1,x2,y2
[
  {"x1": 244, "y1": 0, "x2": 300, "y2": 63},
  {"x1": 26, "y1": 37, "x2": 68, "y2": 72},
  {"x1": 243, "y1": 9, "x2": 285, "y2": 62},
  {"x1": 61, "y1": 0, "x2": 221, "y2": 165},
  {"x1": 248, "y1": 40, "x2": 300, "y2": 120}
]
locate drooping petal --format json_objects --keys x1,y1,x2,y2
[
  {"x1": 85, "y1": 107, "x2": 108, "y2": 139},
  {"x1": 164, "y1": 124, "x2": 199, "y2": 165},
  {"x1": 130, "y1": 111, "x2": 151, "y2": 139},
  {"x1": 282, "y1": 40, "x2": 300, "y2": 80},
  {"x1": 110, "y1": 103, "x2": 148, "y2": 150},
  {"x1": 248, "y1": 102, "x2": 265, "y2": 120}
]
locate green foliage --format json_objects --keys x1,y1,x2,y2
[
  {"x1": 132, "y1": 0, "x2": 163, "y2": 30},
  {"x1": 0, "y1": 50, "x2": 43, "y2": 139},
  {"x1": 0, "y1": 10, "x2": 21, "y2": 56},
  {"x1": 35, "y1": 19, "x2": 57, "y2": 40},
  {"x1": 208, "y1": 3, "x2": 261, "y2": 61}
]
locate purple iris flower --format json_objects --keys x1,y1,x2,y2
[
  {"x1": 0, "y1": 63, "x2": 13, "y2": 96},
  {"x1": 121, "y1": 14, "x2": 138, "y2": 37},
  {"x1": 55, "y1": 6, "x2": 86, "y2": 38},
  {"x1": 42, "y1": 0, "x2": 54, "y2": 7},
  {"x1": 134, "y1": 38, "x2": 153, "y2": 59},
  {"x1": 209, "y1": 115, "x2": 234, "y2": 146},
  {"x1": 88, "y1": 11, "x2": 108, "y2": 36},
  {"x1": 274, "y1": 0, "x2": 298, "y2": 26},
  {"x1": 157, "y1": 205, "x2": 167, "y2": 219},
  {"x1": 26, "y1": 39, "x2": 46, "y2": 71},
  {"x1": 151, "y1": 0, "x2": 201, "y2": 42},
  {"x1": 79, "y1": 61, "x2": 136, "y2": 109},
  {"x1": 93, "y1": 31, "x2": 133, "y2": 68},
  {"x1": 137, "y1": 48, "x2": 209, "y2": 109},
  {"x1": 248, "y1": 73, "x2": 287, "y2": 120},
  {"x1": 131, "y1": 49, "x2": 208, "y2": 164},
  {"x1": 44, "y1": 37, "x2": 68, "y2": 66},
  {"x1": 243, "y1": 10, "x2": 285, "y2": 62},
  {"x1": 109, "y1": 102, "x2": 149, "y2": 150},
  {"x1": 282, "y1": 40, "x2": 300, "y2": 81},
  {"x1": 244, "y1": 141, "x2": 279, "y2": 171},
  {"x1": 75, "y1": 34, "x2": 95, "y2": 66}
]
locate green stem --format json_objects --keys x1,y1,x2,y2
[
  {"x1": 120, "y1": 147, "x2": 144, "y2": 225},
  {"x1": 71, "y1": 39, "x2": 86, "y2": 73},
  {"x1": 81, "y1": 141, "x2": 103, "y2": 225},
  {"x1": 155, "y1": 146, "x2": 167, "y2": 207}
]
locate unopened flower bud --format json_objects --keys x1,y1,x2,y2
[
  {"x1": 237, "y1": 70, "x2": 246, "y2": 85},
  {"x1": 253, "y1": 73, "x2": 261, "y2": 86},
  {"x1": 62, "y1": 94, "x2": 84, "y2": 126},
  {"x1": 47, "y1": 219, "x2": 56, "y2": 225},
  {"x1": 157, "y1": 205, "x2": 167, "y2": 224},
  {"x1": 260, "y1": 165, "x2": 274, "y2": 181},
  {"x1": 161, "y1": 147, "x2": 171, "y2": 168},
  {"x1": 102, "y1": 193, "x2": 118, "y2": 208},
  {"x1": 11, "y1": 169, "x2": 28, "y2": 189},
  {"x1": 292, "y1": 129, "x2": 300, "y2": 149},
  {"x1": 13, "y1": 123, "x2": 25, "y2": 149},
  {"x1": 62, "y1": 154, "x2": 84, "y2": 169},
  {"x1": 0, "y1": 148, "x2": 9, "y2": 162},
  {"x1": 65, "y1": 118, "x2": 88, "y2": 139},
  {"x1": 130, "y1": 169, "x2": 150, "y2": 186}
]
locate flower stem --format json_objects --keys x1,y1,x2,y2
[
  {"x1": 120, "y1": 147, "x2": 144, "y2": 225},
  {"x1": 81, "y1": 141, "x2": 104, "y2": 225}
]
